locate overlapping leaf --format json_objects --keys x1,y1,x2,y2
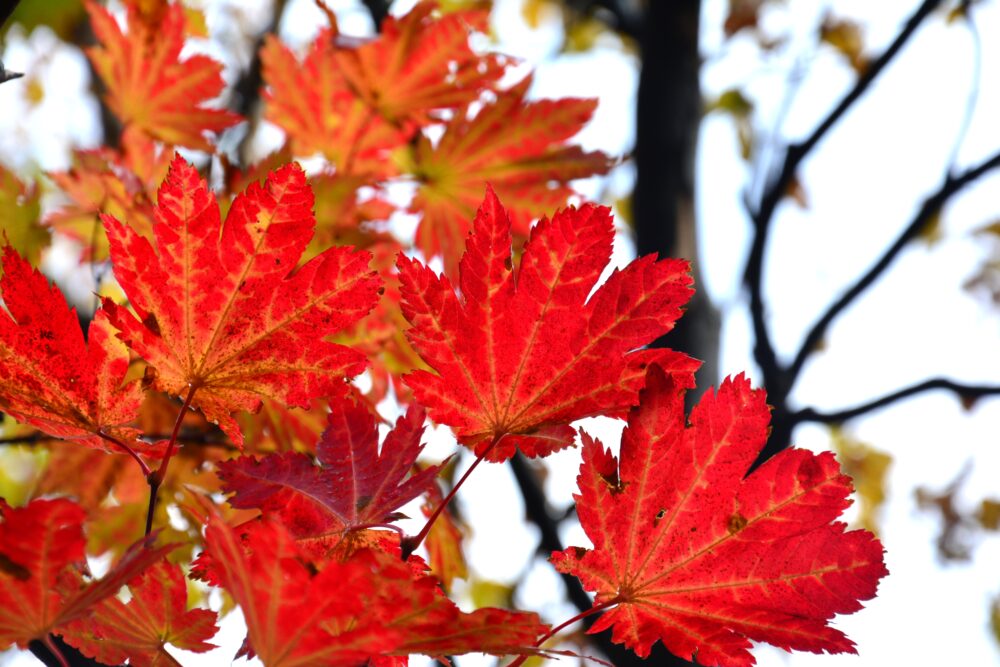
[
  {"x1": 85, "y1": 0, "x2": 240, "y2": 150},
  {"x1": 261, "y1": 31, "x2": 401, "y2": 177},
  {"x1": 262, "y1": 2, "x2": 502, "y2": 178},
  {"x1": 47, "y1": 128, "x2": 170, "y2": 261},
  {"x1": 219, "y1": 397, "x2": 442, "y2": 545},
  {"x1": 552, "y1": 368, "x2": 889, "y2": 666},
  {"x1": 202, "y1": 514, "x2": 546, "y2": 666},
  {"x1": 101, "y1": 155, "x2": 382, "y2": 446},
  {"x1": 0, "y1": 498, "x2": 174, "y2": 649},
  {"x1": 406, "y1": 78, "x2": 613, "y2": 271},
  {"x1": 398, "y1": 188, "x2": 698, "y2": 461},
  {"x1": 61, "y1": 561, "x2": 217, "y2": 667},
  {"x1": 0, "y1": 247, "x2": 143, "y2": 450},
  {"x1": 334, "y1": 2, "x2": 505, "y2": 129}
]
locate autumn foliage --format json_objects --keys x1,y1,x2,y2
[{"x1": 0, "y1": 2, "x2": 886, "y2": 666}]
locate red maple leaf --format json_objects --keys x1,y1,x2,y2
[
  {"x1": 202, "y1": 513, "x2": 547, "y2": 666},
  {"x1": 101, "y1": 155, "x2": 382, "y2": 446},
  {"x1": 0, "y1": 247, "x2": 142, "y2": 450},
  {"x1": 85, "y1": 0, "x2": 240, "y2": 150},
  {"x1": 61, "y1": 561, "x2": 217, "y2": 666},
  {"x1": 218, "y1": 396, "x2": 443, "y2": 546},
  {"x1": 551, "y1": 367, "x2": 889, "y2": 666},
  {"x1": 398, "y1": 188, "x2": 698, "y2": 461},
  {"x1": 0, "y1": 499, "x2": 174, "y2": 651}
]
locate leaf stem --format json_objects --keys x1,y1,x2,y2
[
  {"x1": 507, "y1": 598, "x2": 620, "y2": 667},
  {"x1": 41, "y1": 635, "x2": 69, "y2": 667},
  {"x1": 97, "y1": 430, "x2": 151, "y2": 477},
  {"x1": 144, "y1": 384, "x2": 198, "y2": 536},
  {"x1": 400, "y1": 433, "x2": 504, "y2": 560}
]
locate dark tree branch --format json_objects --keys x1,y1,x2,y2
[
  {"x1": 744, "y1": 0, "x2": 944, "y2": 402},
  {"x1": 785, "y1": 149, "x2": 1000, "y2": 386},
  {"x1": 0, "y1": 0, "x2": 23, "y2": 84},
  {"x1": 0, "y1": 0, "x2": 19, "y2": 29},
  {"x1": 360, "y1": 0, "x2": 390, "y2": 31},
  {"x1": 793, "y1": 379, "x2": 1000, "y2": 425},
  {"x1": 564, "y1": 0, "x2": 641, "y2": 40},
  {"x1": 232, "y1": 0, "x2": 289, "y2": 167}
]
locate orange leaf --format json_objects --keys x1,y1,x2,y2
[
  {"x1": 101, "y1": 155, "x2": 382, "y2": 447},
  {"x1": 0, "y1": 248, "x2": 143, "y2": 451},
  {"x1": 335, "y1": 2, "x2": 505, "y2": 129},
  {"x1": 261, "y1": 2, "x2": 503, "y2": 177},
  {"x1": 398, "y1": 189, "x2": 697, "y2": 461},
  {"x1": 85, "y1": 0, "x2": 241, "y2": 150},
  {"x1": 552, "y1": 368, "x2": 888, "y2": 665},
  {"x1": 407, "y1": 78, "x2": 613, "y2": 272},
  {"x1": 61, "y1": 561, "x2": 217, "y2": 666},
  {"x1": 0, "y1": 499, "x2": 174, "y2": 649}
]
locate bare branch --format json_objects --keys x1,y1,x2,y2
[
  {"x1": 793, "y1": 378, "x2": 1000, "y2": 425},
  {"x1": 786, "y1": 150, "x2": 1000, "y2": 384},
  {"x1": 744, "y1": 0, "x2": 943, "y2": 398}
]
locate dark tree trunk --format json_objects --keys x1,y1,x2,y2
[
  {"x1": 613, "y1": 2, "x2": 713, "y2": 666},
  {"x1": 634, "y1": 0, "x2": 719, "y2": 403}
]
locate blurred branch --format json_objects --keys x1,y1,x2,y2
[
  {"x1": 361, "y1": 0, "x2": 390, "y2": 31},
  {"x1": 0, "y1": 0, "x2": 19, "y2": 29},
  {"x1": 564, "y1": 0, "x2": 641, "y2": 40},
  {"x1": 232, "y1": 0, "x2": 289, "y2": 166},
  {"x1": 793, "y1": 378, "x2": 1000, "y2": 424},
  {"x1": 744, "y1": 0, "x2": 945, "y2": 463},
  {"x1": 785, "y1": 149, "x2": 1000, "y2": 386},
  {"x1": 0, "y1": 1, "x2": 23, "y2": 84},
  {"x1": 745, "y1": 0, "x2": 943, "y2": 396}
]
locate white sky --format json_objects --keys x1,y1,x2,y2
[{"x1": 1, "y1": 0, "x2": 999, "y2": 666}]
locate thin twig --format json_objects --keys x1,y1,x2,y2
[
  {"x1": 744, "y1": 0, "x2": 944, "y2": 397},
  {"x1": 144, "y1": 384, "x2": 198, "y2": 536},
  {"x1": 793, "y1": 378, "x2": 1000, "y2": 425},
  {"x1": 97, "y1": 430, "x2": 151, "y2": 477},
  {"x1": 400, "y1": 435, "x2": 503, "y2": 560},
  {"x1": 785, "y1": 150, "x2": 1000, "y2": 385}
]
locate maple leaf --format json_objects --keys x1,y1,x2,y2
[
  {"x1": 101, "y1": 155, "x2": 382, "y2": 447},
  {"x1": 85, "y1": 0, "x2": 241, "y2": 150},
  {"x1": 261, "y1": 2, "x2": 502, "y2": 177},
  {"x1": 61, "y1": 561, "x2": 217, "y2": 667},
  {"x1": 334, "y1": 2, "x2": 505, "y2": 129},
  {"x1": 260, "y1": 31, "x2": 407, "y2": 178},
  {"x1": 202, "y1": 513, "x2": 546, "y2": 666},
  {"x1": 0, "y1": 247, "x2": 143, "y2": 450},
  {"x1": 0, "y1": 498, "x2": 175, "y2": 650},
  {"x1": 218, "y1": 396, "x2": 443, "y2": 547},
  {"x1": 46, "y1": 127, "x2": 170, "y2": 261},
  {"x1": 551, "y1": 368, "x2": 889, "y2": 666},
  {"x1": 405, "y1": 78, "x2": 613, "y2": 271},
  {"x1": 398, "y1": 188, "x2": 698, "y2": 461}
]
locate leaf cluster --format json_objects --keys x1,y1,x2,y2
[{"x1": 0, "y1": 2, "x2": 886, "y2": 666}]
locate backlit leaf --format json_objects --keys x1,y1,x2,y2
[
  {"x1": 0, "y1": 248, "x2": 143, "y2": 451},
  {"x1": 552, "y1": 368, "x2": 888, "y2": 665},
  {"x1": 85, "y1": 0, "x2": 241, "y2": 150},
  {"x1": 406, "y1": 78, "x2": 613, "y2": 272},
  {"x1": 398, "y1": 188, "x2": 697, "y2": 461},
  {"x1": 101, "y1": 155, "x2": 382, "y2": 446}
]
